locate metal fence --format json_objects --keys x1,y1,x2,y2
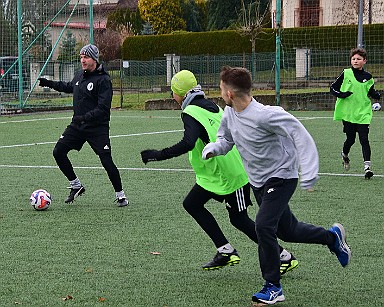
[
  {"x1": 1, "y1": 47, "x2": 384, "y2": 113},
  {"x1": 110, "y1": 47, "x2": 384, "y2": 91}
]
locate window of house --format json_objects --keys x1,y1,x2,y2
[{"x1": 298, "y1": 0, "x2": 321, "y2": 27}]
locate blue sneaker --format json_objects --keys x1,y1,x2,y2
[
  {"x1": 252, "y1": 282, "x2": 285, "y2": 305},
  {"x1": 328, "y1": 223, "x2": 351, "y2": 267}
]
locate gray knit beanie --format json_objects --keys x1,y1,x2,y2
[{"x1": 80, "y1": 44, "x2": 99, "y2": 63}]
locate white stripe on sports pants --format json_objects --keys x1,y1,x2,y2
[{"x1": 235, "y1": 187, "x2": 246, "y2": 212}]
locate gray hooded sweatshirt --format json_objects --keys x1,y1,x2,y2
[{"x1": 203, "y1": 98, "x2": 319, "y2": 189}]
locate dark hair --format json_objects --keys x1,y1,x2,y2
[
  {"x1": 220, "y1": 66, "x2": 252, "y2": 95},
  {"x1": 350, "y1": 48, "x2": 367, "y2": 59}
]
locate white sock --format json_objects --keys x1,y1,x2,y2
[
  {"x1": 217, "y1": 243, "x2": 234, "y2": 253},
  {"x1": 364, "y1": 161, "x2": 371, "y2": 169},
  {"x1": 280, "y1": 249, "x2": 292, "y2": 261},
  {"x1": 69, "y1": 178, "x2": 82, "y2": 189},
  {"x1": 116, "y1": 190, "x2": 126, "y2": 199}
]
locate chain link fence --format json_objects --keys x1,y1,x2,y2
[{"x1": 1, "y1": 48, "x2": 384, "y2": 113}]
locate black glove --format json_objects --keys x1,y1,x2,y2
[
  {"x1": 339, "y1": 91, "x2": 353, "y2": 98},
  {"x1": 141, "y1": 149, "x2": 163, "y2": 164},
  {"x1": 72, "y1": 115, "x2": 85, "y2": 125},
  {"x1": 38, "y1": 78, "x2": 51, "y2": 87}
]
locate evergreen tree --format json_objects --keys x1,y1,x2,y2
[
  {"x1": 58, "y1": 31, "x2": 77, "y2": 62},
  {"x1": 195, "y1": 0, "x2": 208, "y2": 31},
  {"x1": 141, "y1": 21, "x2": 154, "y2": 35},
  {"x1": 207, "y1": 0, "x2": 252, "y2": 30},
  {"x1": 180, "y1": 0, "x2": 206, "y2": 32}
]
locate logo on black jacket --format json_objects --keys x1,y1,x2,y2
[{"x1": 87, "y1": 82, "x2": 94, "y2": 91}]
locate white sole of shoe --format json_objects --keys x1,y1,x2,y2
[{"x1": 253, "y1": 295, "x2": 285, "y2": 305}]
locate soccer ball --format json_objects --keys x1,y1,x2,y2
[
  {"x1": 372, "y1": 102, "x2": 381, "y2": 111},
  {"x1": 29, "y1": 189, "x2": 52, "y2": 211}
]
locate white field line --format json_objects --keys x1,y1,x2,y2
[
  {"x1": 0, "y1": 117, "x2": 71, "y2": 124},
  {"x1": 2, "y1": 114, "x2": 383, "y2": 125},
  {"x1": 0, "y1": 164, "x2": 382, "y2": 178},
  {"x1": 0, "y1": 115, "x2": 180, "y2": 125},
  {"x1": 0, "y1": 130, "x2": 183, "y2": 149},
  {"x1": 0, "y1": 164, "x2": 193, "y2": 172},
  {"x1": 297, "y1": 116, "x2": 332, "y2": 120}
]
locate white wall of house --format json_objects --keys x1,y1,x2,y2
[
  {"x1": 272, "y1": 0, "x2": 384, "y2": 28},
  {"x1": 280, "y1": 0, "x2": 299, "y2": 28}
]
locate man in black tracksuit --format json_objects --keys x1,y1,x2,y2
[{"x1": 38, "y1": 44, "x2": 128, "y2": 207}]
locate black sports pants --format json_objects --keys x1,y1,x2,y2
[
  {"x1": 342, "y1": 120, "x2": 371, "y2": 161},
  {"x1": 251, "y1": 177, "x2": 335, "y2": 284},
  {"x1": 52, "y1": 123, "x2": 123, "y2": 192},
  {"x1": 183, "y1": 183, "x2": 286, "y2": 256},
  {"x1": 183, "y1": 183, "x2": 256, "y2": 248}
]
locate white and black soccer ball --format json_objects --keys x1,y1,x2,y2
[
  {"x1": 372, "y1": 102, "x2": 381, "y2": 111},
  {"x1": 29, "y1": 189, "x2": 52, "y2": 211}
]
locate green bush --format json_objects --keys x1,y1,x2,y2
[
  {"x1": 122, "y1": 30, "x2": 258, "y2": 60},
  {"x1": 122, "y1": 24, "x2": 384, "y2": 60}
]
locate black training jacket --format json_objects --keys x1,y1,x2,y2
[{"x1": 48, "y1": 64, "x2": 112, "y2": 127}]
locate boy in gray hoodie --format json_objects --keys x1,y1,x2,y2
[{"x1": 203, "y1": 66, "x2": 351, "y2": 305}]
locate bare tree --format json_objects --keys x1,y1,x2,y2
[
  {"x1": 95, "y1": 29, "x2": 122, "y2": 62},
  {"x1": 236, "y1": 0, "x2": 270, "y2": 78}
]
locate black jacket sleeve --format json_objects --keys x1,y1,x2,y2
[
  {"x1": 158, "y1": 114, "x2": 206, "y2": 160},
  {"x1": 368, "y1": 85, "x2": 381, "y2": 100},
  {"x1": 48, "y1": 71, "x2": 82, "y2": 94},
  {"x1": 330, "y1": 71, "x2": 350, "y2": 98}
]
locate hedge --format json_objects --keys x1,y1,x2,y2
[{"x1": 121, "y1": 24, "x2": 384, "y2": 60}]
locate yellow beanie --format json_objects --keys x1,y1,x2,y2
[{"x1": 171, "y1": 70, "x2": 197, "y2": 97}]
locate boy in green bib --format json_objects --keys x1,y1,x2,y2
[
  {"x1": 140, "y1": 70, "x2": 298, "y2": 274},
  {"x1": 331, "y1": 48, "x2": 381, "y2": 178}
]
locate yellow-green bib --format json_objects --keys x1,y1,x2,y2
[
  {"x1": 183, "y1": 105, "x2": 248, "y2": 195},
  {"x1": 334, "y1": 68, "x2": 374, "y2": 124}
]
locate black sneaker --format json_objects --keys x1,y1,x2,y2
[
  {"x1": 116, "y1": 197, "x2": 129, "y2": 207},
  {"x1": 364, "y1": 167, "x2": 373, "y2": 179},
  {"x1": 280, "y1": 255, "x2": 299, "y2": 275},
  {"x1": 65, "y1": 186, "x2": 85, "y2": 203},
  {"x1": 202, "y1": 250, "x2": 240, "y2": 270},
  {"x1": 341, "y1": 152, "x2": 350, "y2": 171}
]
